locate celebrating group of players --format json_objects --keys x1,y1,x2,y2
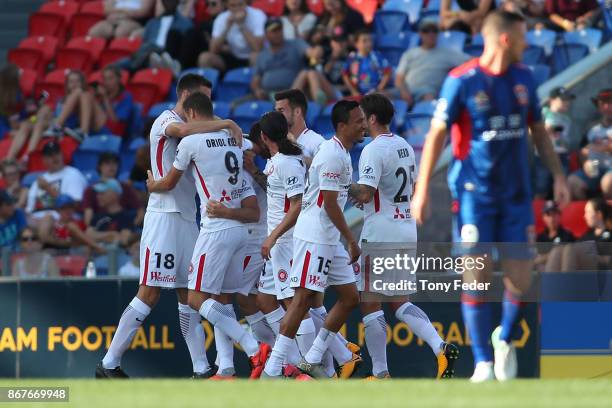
[{"x1": 96, "y1": 9, "x2": 569, "y2": 382}]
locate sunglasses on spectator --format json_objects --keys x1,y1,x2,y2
[
  {"x1": 420, "y1": 28, "x2": 439, "y2": 33},
  {"x1": 21, "y1": 235, "x2": 38, "y2": 242}
]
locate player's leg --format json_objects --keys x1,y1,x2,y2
[
  {"x1": 360, "y1": 300, "x2": 389, "y2": 379},
  {"x1": 257, "y1": 261, "x2": 285, "y2": 336},
  {"x1": 211, "y1": 293, "x2": 237, "y2": 378},
  {"x1": 239, "y1": 293, "x2": 276, "y2": 346}
]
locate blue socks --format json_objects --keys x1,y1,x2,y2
[
  {"x1": 461, "y1": 292, "x2": 493, "y2": 363},
  {"x1": 500, "y1": 290, "x2": 522, "y2": 343}
]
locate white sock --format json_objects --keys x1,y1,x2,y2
[
  {"x1": 304, "y1": 328, "x2": 335, "y2": 364},
  {"x1": 245, "y1": 311, "x2": 276, "y2": 346},
  {"x1": 363, "y1": 310, "x2": 388, "y2": 376},
  {"x1": 214, "y1": 304, "x2": 236, "y2": 373},
  {"x1": 264, "y1": 334, "x2": 293, "y2": 376},
  {"x1": 178, "y1": 303, "x2": 210, "y2": 374},
  {"x1": 102, "y1": 297, "x2": 151, "y2": 369},
  {"x1": 309, "y1": 306, "x2": 352, "y2": 365},
  {"x1": 199, "y1": 299, "x2": 258, "y2": 356},
  {"x1": 296, "y1": 318, "x2": 316, "y2": 358},
  {"x1": 308, "y1": 307, "x2": 334, "y2": 374},
  {"x1": 264, "y1": 306, "x2": 285, "y2": 337},
  {"x1": 395, "y1": 302, "x2": 443, "y2": 356}
]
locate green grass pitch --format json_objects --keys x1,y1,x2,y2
[{"x1": 2, "y1": 379, "x2": 611, "y2": 408}]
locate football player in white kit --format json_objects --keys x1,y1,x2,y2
[
  {"x1": 145, "y1": 92, "x2": 271, "y2": 379},
  {"x1": 262, "y1": 100, "x2": 365, "y2": 378},
  {"x1": 96, "y1": 74, "x2": 243, "y2": 379},
  {"x1": 274, "y1": 89, "x2": 361, "y2": 378},
  {"x1": 349, "y1": 93, "x2": 459, "y2": 379}
]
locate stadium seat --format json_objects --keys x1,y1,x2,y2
[
  {"x1": 19, "y1": 69, "x2": 38, "y2": 98},
  {"x1": 82, "y1": 169, "x2": 99, "y2": 184},
  {"x1": 63, "y1": 36, "x2": 106, "y2": 63},
  {"x1": 213, "y1": 101, "x2": 231, "y2": 121},
  {"x1": 180, "y1": 67, "x2": 220, "y2": 90},
  {"x1": 251, "y1": 0, "x2": 285, "y2": 17},
  {"x1": 35, "y1": 68, "x2": 71, "y2": 106},
  {"x1": 55, "y1": 255, "x2": 87, "y2": 276},
  {"x1": 306, "y1": 0, "x2": 325, "y2": 15},
  {"x1": 55, "y1": 48, "x2": 93, "y2": 73},
  {"x1": 526, "y1": 29, "x2": 556, "y2": 56},
  {"x1": 551, "y1": 43, "x2": 589, "y2": 74},
  {"x1": 562, "y1": 29, "x2": 603, "y2": 54},
  {"x1": 70, "y1": 12, "x2": 104, "y2": 37},
  {"x1": 411, "y1": 99, "x2": 437, "y2": 115},
  {"x1": 471, "y1": 33, "x2": 484, "y2": 46},
  {"x1": 15, "y1": 35, "x2": 60, "y2": 71},
  {"x1": 232, "y1": 100, "x2": 274, "y2": 132},
  {"x1": 532, "y1": 198, "x2": 546, "y2": 235},
  {"x1": 560, "y1": 200, "x2": 589, "y2": 238},
  {"x1": 603, "y1": 2, "x2": 612, "y2": 39},
  {"x1": 39, "y1": 1, "x2": 80, "y2": 24},
  {"x1": 464, "y1": 43, "x2": 483, "y2": 57},
  {"x1": 382, "y1": 0, "x2": 422, "y2": 27},
  {"x1": 528, "y1": 64, "x2": 551, "y2": 87},
  {"x1": 21, "y1": 171, "x2": 44, "y2": 188},
  {"x1": 313, "y1": 104, "x2": 335, "y2": 138},
  {"x1": 425, "y1": 0, "x2": 440, "y2": 10},
  {"x1": 79, "y1": 0, "x2": 105, "y2": 14},
  {"x1": 391, "y1": 99, "x2": 408, "y2": 133},
  {"x1": 375, "y1": 31, "x2": 412, "y2": 66},
  {"x1": 128, "y1": 68, "x2": 173, "y2": 113},
  {"x1": 8, "y1": 49, "x2": 44, "y2": 76},
  {"x1": 373, "y1": 10, "x2": 411, "y2": 36},
  {"x1": 88, "y1": 69, "x2": 129, "y2": 87},
  {"x1": 99, "y1": 37, "x2": 143, "y2": 67},
  {"x1": 28, "y1": 12, "x2": 67, "y2": 45},
  {"x1": 437, "y1": 31, "x2": 467, "y2": 52},
  {"x1": 119, "y1": 137, "x2": 147, "y2": 174},
  {"x1": 147, "y1": 102, "x2": 175, "y2": 119},
  {"x1": 522, "y1": 45, "x2": 545, "y2": 65},
  {"x1": 71, "y1": 135, "x2": 122, "y2": 172},
  {"x1": 404, "y1": 113, "x2": 432, "y2": 148},
  {"x1": 306, "y1": 102, "x2": 322, "y2": 128},
  {"x1": 214, "y1": 67, "x2": 253, "y2": 102},
  {"x1": 347, "y1": 0, "x2": 378, "y2": 24}
]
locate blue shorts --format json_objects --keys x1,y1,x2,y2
[{"x1": 452, "y1": 192, "x2": 534, "y2": 259}]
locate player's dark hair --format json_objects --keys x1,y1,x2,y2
[
  {"x1": 483, "y1": 10, "x2": 526, "y2": 35},
  {"x1": 176, "y1": 73, "x2": 212, "y2": 97},
  {"x1": 588, "y1": 198, "x2": 610, "y2": 221},
  {"x1": 331, "y1": 99, "x2": 360, "y2": 131},
  {"x1": 274, "y1": 89, "x2": 308, "y2": 116},
  {"x1": 183, "y1": 92, "x2": 214, "y2": 118},
  {"x1": 248, "y1": 122, "x2": 262, "y2": 144},
  {"x1": 259, "y1": 111, "x2": 302, "y2": 156},
  {"x1": 360, "y1": 93, "x2": 395, "y2": 126}
]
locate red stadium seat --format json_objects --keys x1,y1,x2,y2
[
  {"x1": 79, "y1": 0, "x2": 104, "y2": 14},
  {"x1": 55, "y1": 255, "x2": 87, "y2": 276},
  {"x1": 64, "y1": 36, "x2": 106, "y2": 63},
  {"x1": 99, "y1": 37, "x2": 142, "y2": 66},
  {"x1": 17, "y1": 36, "x2": 59, "y2": 66},
  {"x1": 560, "y1": 200, "x2": 589, "y2": 238},
  {"x1": 70, "y1": 12, "x2": 105, "y2": 37},
  {"x1": 347, "y1": 0, "x2": 378, "y2": 23},
  {"x1": 251, "y1": 0, "x2": 284, "y2": 17},
  {"x1": 88, "y1": 69, "x2": 130, "y2": 87},
  {"x1": 8, "y1": 48, "x2": 44, "y2": 76},
  {"x1": 533, "y1": 198, "x2": 546, "y2": 235},
  {"x1": 306, "y1": 0, "x2": 325, "y2": 15},
  {"x1": 19, "y1": 69, "x2": 38, "y2": 98},
  {"x1": 28, "y1": 12, "x2": 68, "y2": 44},
  {"x1": 56, "y1": 48, "x2": 93, "y2": 73},
  {"x1": 39, "y1": 1, "x2": 80, "y2": 24},
  {"x1": 128, "y1": 68, "x2": 173, "y2": 112}
]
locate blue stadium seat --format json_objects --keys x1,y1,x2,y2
[
  {"x1": 602, "y1": 2, "x2": 612, "y2": 39},
  {"x1": 375, "y1": 31, "x2": 413, "y2": 66},
  {"x1": 373, "y1": 10, "x2": 411, "y2": 36},
  {"x1": 437, "y1": 31, "x2": 467, "y2": 52},
  {"x1": 120, "y1": 137, "x2": 147, "y2": 174},
  {"x1": 562, "y1": 28, "x2": 602, "y2": 54},
  {"x1": 306, "y1": 102, "x2": 322, "y2": 128},
  {"x1": 425, "y1": 0, "x2": 440, "y2": 10},
  {"x1": 181, "y1": 67, "x2": 220, "y2": 89},
  {"x1": 213, "y1": 101, "x2": 231, "y2": 120},
  {"x1": 411, "y1": 99, "x2": 437, "y2": 115},
  {"x1": 526, "y1": 29, "x2": 556, "y2": 56},
  {"x1": 471, "y1": 33, "x2": 484, "y2": 46},
  {"x1": 215, "y1": 67, "x2": 253, "y2": 102},
  {"x1": 522, "y1": 45, "x2": 545, "y2": 65},
  {"x1": 71, "y1": 135, "x2": 122, "y2": 172},
  {"x1": 551, "y1": 43, "x2": 589, "y2": 74},
  {"x1": 313, "y1": 104, "x2": 335, "y2": 139},
  {"x1": 82, "y1": 170, "x2": 100, "y2": 184},
  {"x1": 232, "y1": 100, "x2": 273, "y2": 132},
  {"x1": 391, "y1": 99, "x2": 408, "y2": 133},
  {"x1": 127, "y1": 102, "x2": 143, "y2": 139},
  {"x1": 147, "y1": 102, "x2": 175, "y2": 119},
  {"x1": 464, "y1": 43, "x2": 483, "y2": 57},
  {"x1": 382, "y1": 0, "x2": 422, "y2": 26},
  {"x1": 528, "y1": 64, "x2": 551, "y2": 87},
  {"x1": 21, "y1": 171, "x2": 43, "y2": 187},
  {"x1": 404, "y1": 113, "x2": 432, "y2": 148}
]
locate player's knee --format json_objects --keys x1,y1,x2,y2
[
  {"x1": 340, "y1": 288, "x2": 360, "y2": 310},
  {"x1": 137, "y1": 286, "x2": 160, "y2": 308}
]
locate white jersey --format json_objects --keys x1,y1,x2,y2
[
  {"x1": 147, "y1": 110, "x2": 197, "y2": 222},
  {"x1": 173, "y1": 130, "x2": 253, "y2": 233},
  {"x1": 264, "y1": 153, "x2": 306, "y2": 242},
  {"x1": 296, "y1": 128, "x2": 324, "y2": 160},
  {"x1": 242, "y1": 141, "x2": 267, "y2": 243},
  {"x1": 358, "y1": 134, "x2": 417, "y2": 242},
  {"x1": 294, "y1": 137, "x2": 352, "y2": 245}
]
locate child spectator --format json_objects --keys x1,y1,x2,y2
[
  {"x1": 0, "y1": 189, "x2": 26, "y2": 250},
  {"x1": 118, "y1": 234, "x2": 141, "y2": 277},
  {"x1": 1, "y1": 160, "x2": 28, "y2": 209},
  {"x1": 12, "y1": 227, "x2": 59, "y2": 278},
  {"x1": 341, "y1": 30, "x2": 391, "y2": 97}
]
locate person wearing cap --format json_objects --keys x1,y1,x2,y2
[
  {"x1": 81, "y1": 152, "x2": 144, "y2": 227},
  {"x1": 251, "y1": 17, "x2": 311, "y2": 100},
  {"x1": 537, "y1": 201, "x2": 575, "y2": 243},
  {"x1": 197, "y1": 0, "x2": 266, "y2": 72},
  {"x1": 0, "y1": 189, "x2": 26, "y2": 250},
  {"x1": 86, "y1": 179, "x2": 136, "y2": 248},
  {"x1": 568, "y1": 89, "x2": 612, "y2": 199},
  {"x1": 393, "y1": 19, "x2": 470, "y2": 106},
  {"x1": 534, "y1": 87, "x2": 574, "y2": 198},
  {"x1": 25, "y1": 141, "x2": 88, "y2": 220}
]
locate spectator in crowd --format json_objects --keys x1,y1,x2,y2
[
  {"x1": 281, "y1": 0, "x2": 317, "y2": 40},
  {"x1": 86, "y1": 179, "x2": 136, "y2": 248},
  {"x1": 89, "y1": 0, "x2": 156, "y2": 40},
  {"x1": 38, "y1": 194, "x2": 105, "y2": 253},
  {"x1": 0, "y1": 64, "x2": 21, "y2": 138},
  {"x1": 538, "y1": 201, "x2": 575, "y2": 243},
  {"x1": 118, "y1": 234, "x2": 141, "y2": 277},
  {"x1": 0, "y1": 190, "x2": 26, "y2": 249},
  {"x1": 318, "y1": 0, "x2": 364, "y2": 45},
  {"x1": 197, "y1": 0, "x2": 266, "y2": 72},
  {"x1": 568, "y1": 89, "x2": 612, "y2": 200},
  {"x1": 534, "y1": 87, "x2": 574, "y2": 198},
  {"x1": 341, "y1": 30, "x2": 391, "y2": 97},
  {"x1": 191, "y1": 0, "x2": 226, "y2": 65},
  {"x1": 82, "y1": 152, "x2": 144, "y2": 226},
  {"x1": 440, "y1": 0, "x2": 495, "y2": 34},
  {"x1": 25, "y1": 142, "x2": 88, "y2": 219},
  {"x1": 545, "y1": 0, "x2": 599, "y2": 31},
  {"x1": 251, "y1": 18, "x2": 310, "y2": 99},
  {"x1": 500, "y1": 0, "x2": 549, "y2": 30},
  {"x1": 93, "y1": 66, "x2": 135, "y2": 138},
  {"x1": 12, "y1": 227, "x2": 59, "y2": 278},
  {"x1": 393, "y1": 20, "x2": 470, "y2": 106},
  {"x1": 580, "y1": 198, "x2": 611, "y2": 242},
  {"x1": 1, "y1": 161, "x2": 28, "y2": 209},
  {"x1": 115, "y1": 0, "x2": 194, "y2": 76}
]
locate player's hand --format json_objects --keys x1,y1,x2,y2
[
  {"x1": 411, "y1": 188, "x2": 429, "y2": 225},
  {"x1": 347, "y1": 240, "x2": 361, "y2": 265},
  {"x1": 146, "y1": 170, "x2": 157, "y2": 192},
  {"x1": 206, "y1": 200, "x2": 228, "y2": 218},
  {"x1": 553, "y1": 175, "x2": 571, "y2": 207},
  {"x1": 228, "y1": 120, "x2": 243, "y2": 148},
  {"x1": 261, "y1": 236, "x2": 276, "y2": 260}
]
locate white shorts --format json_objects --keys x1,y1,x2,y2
[
  {"x1": 356, "y1": 250, "x2": 417, "y2": 296},
  {"x1": 289, "y1": 238, "x2": 357, "y2": 293},
  {"x1": 258, "y1": 260, "x2": 276, "y2": 296},
  {"x1": 140, "y1": 211, "x2": 198, "y2": 289},
  {"x1": 242, "y1": 240, "x2": 265, "y2": 295},
  {"x1": 188, "y1": 226, "x2": 248, "y2": 295},
  {"x1": 270, "y1": 240, "x2": 295, "y2": 300}
]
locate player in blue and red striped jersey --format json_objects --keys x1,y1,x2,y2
[{"x1": 412, "y1": 10, "x2": 570, "y2": 382}]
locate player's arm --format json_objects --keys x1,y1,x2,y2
[
  {"x1": 349, "y1": 183, "x2": 376, "y2": 204},
  {"x1": 146, "y1": 167, "x2": 184, "y2": 192},
  {"x1": 244, "y1": 149, "x2": 267, "y2": 191},
  {"x1": 165, "y1": 119, "x2": 243, "y2": 146},
  {"x1": 530, "y1": 121, "x2": 570, "y2": 205},
  {"x1": 261, "y1": 194, "x2": 302, "y2": 260},
  {"x1": 206, "y1": 195, "x2": 260, "y2": 223},
  {"x1": 322, "y1": 190, "x2": 360, "y2": 264}
]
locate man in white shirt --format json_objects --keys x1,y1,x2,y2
[{"x1": 197, "y1": 0, "x2": 266, "y2": 72}]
